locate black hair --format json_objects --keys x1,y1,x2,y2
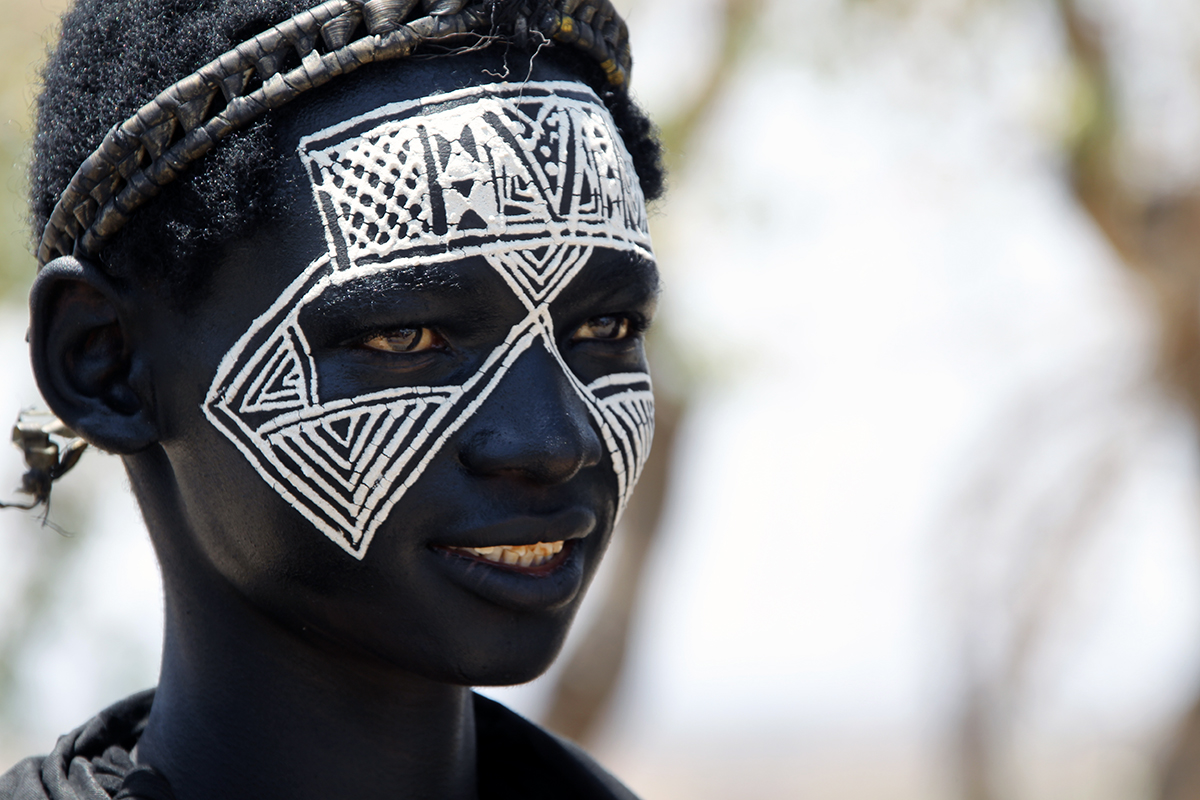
[{"x1": 31, "y1": 0, "x2": 665, "y2": 304}]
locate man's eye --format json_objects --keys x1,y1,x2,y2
[
  {"x1": 572, "y1": 315, "x2": 632, "y2": 341},
  {"x1": 361, "y1": 327, "x2": 443, "y2": 353}
]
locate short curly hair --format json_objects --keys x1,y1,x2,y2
[{"x1": 31, "y1": 0, "x2": 664, "y2": 304}]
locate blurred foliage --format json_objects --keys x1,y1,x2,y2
[{"x1": 0, "y1": 0, "x2": 67, "y2": 305}]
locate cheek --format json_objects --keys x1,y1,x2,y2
[{"x1": 166, "y1": 421, "x2": 320, "y2": 578}]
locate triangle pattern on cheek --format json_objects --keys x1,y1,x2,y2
[
  {"x1": 265, "y1": 395, "x2": 455, "y2": 526},
  {"x1": 318, "y1": 409, "x2": 371, "y2": 451}
]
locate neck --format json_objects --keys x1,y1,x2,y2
[{"x1": 132, "y1": 522, "x2": 478, "y2": 800}]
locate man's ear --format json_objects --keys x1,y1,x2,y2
[{"x1": 29, "y1": 256, "x2": 159, "y2": 454}]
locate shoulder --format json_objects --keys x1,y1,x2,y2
[
  {"x1": 0, "y1": 690, "x2": 158, "y2": 800},
  {"x1": 0, "y1": 757, "x2": 49, "y2": 800},
  {"x1": 473, "y1": 693, "x2": 640, "y2": 800}
]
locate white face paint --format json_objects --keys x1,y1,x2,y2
[{"x1": 202, "y1": 81, "x2": 655, "y2": 559}]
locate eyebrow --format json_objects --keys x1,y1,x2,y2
[
  {"x1": 568, "y1": 251, "x2": 662, "y2": 305},
  {"x1": 304, "y1": 262, "x2": 475, "y2": 316}
]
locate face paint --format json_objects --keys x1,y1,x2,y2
[{"x1": 203, "y1": 81, "x2": 654, "y2": 559}]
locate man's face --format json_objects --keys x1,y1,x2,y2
[{"x1": 146, "y1": 60, "x2": 658, "y2": 685}]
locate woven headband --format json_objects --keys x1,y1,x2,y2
[{"x1": 37, "y1": 0, "x2": 633, "y2": 268}]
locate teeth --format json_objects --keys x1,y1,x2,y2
[{"x1": 451, "y1": 540, "x2": 565, "y2": 568}]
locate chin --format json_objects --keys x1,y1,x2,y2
[
  {"x1": 421, "y1": 611, "x2": 580, "y2": 687},
  {"x1": 462, "y1": 661, "x2": 559, "y2": 688}
]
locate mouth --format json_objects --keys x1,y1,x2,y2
[
  {"x1": 443, "y1": 541, "x2": 566, "y2": 570},
  {"x1": 428, "y1": 510, "x2": 595, "y2": 611}
]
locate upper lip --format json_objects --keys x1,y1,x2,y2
[{"x1": 430, "y1": 507, "x2": 596, "y2": 550}]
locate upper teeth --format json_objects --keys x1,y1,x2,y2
[{"x1": 451, "y1": 541, "x2": 564, "y2": 567}]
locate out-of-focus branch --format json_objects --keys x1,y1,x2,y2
[
  {"x1": 1052, "y1": 2, "x2": 1200, "y2": 798},
  {"x1": 657, "y1": 0, "x2": 763, "y2": 172},
  {"x1": 1056, "y1": 0, "x2": 1200, "y2": 422},
  {"x1": 947, "y1": 399, "x2": 1128, "y2": 800}
]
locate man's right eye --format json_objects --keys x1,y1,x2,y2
[{"x1": 360, "y1": 327, "x2": 444, "y2": 353}]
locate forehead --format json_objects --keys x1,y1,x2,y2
[{"x1": 297, "y1": 80, "x2": 652, "y2": 281}]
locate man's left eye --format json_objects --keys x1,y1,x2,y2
[
  {"x1": 571, "y1": 315, "x2": 632, "y2": 341},
  {"x1": 361, "y1": 327, "x2": 444, "y2": 353}
]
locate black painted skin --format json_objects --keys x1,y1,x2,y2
[{"x1": 27, "y1": 51, "x2": 658, "y2": 800}]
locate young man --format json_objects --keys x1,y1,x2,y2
[{"x1": 1, "y1": 1, "x2": 664, "y2": 798}]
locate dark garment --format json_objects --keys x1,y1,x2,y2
[{"x1": 0, "y1": 690, "x2": 638, "y2": 800}]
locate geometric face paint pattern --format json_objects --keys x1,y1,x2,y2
[{"x1": 203, "y1": 82, "x2": 655, "y2": 559}]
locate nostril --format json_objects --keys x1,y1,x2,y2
[
  {"x1": 457, "y1": 429, "x2": 494, "y2": 475},
  {"x1": 458, "y1": 421, "x2": 601, "y2": 484}
]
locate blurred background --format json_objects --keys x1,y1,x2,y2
[{"x1": 5, "y1": 0, "x2": 1200, "y2": 798}]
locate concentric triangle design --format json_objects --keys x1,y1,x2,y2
[
  {"x1": 204, "y1": 259, "x2": 539, "y2": 558},
  {"x1": 486, "y1": 245, "x2": 590, "y2": 309},
  {"x1": 238, "y1": 328, "x2": 312, "y2": 414},
  {"x1": 263, "y1": 394, "x2": 454, "y2": 543},
  {"x1": 294, "y1": 405, "x2": 388, "y2": 474},
  {"x1": 319, "y1": 412, "x2": 362, "y2": 449}
]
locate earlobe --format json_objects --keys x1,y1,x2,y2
[{"x1": 29, "y1": 256, "x2": 159, "y2": 454}]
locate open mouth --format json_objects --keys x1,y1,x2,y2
[
  {"x1": 444, "y1": 542, "x2": 568, "y2": 573},
  {"x1": 428, "y1": 510, "x2": 594, "y2": 611}
]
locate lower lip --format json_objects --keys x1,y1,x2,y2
[{"x1": 429, "y1": 540, "x2": 587, "y2": 612}]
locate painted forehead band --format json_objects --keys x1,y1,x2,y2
[{"x1": 37, "y1": 0, "x2": 634, "y2": 269}]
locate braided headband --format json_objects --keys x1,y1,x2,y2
[{"x1": 36, "y1": 0, "x2": 632, "y2": 269}]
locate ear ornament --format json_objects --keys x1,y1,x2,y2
[{"x1": 0, "y1": 409, "x2": 88, "y2": 513}]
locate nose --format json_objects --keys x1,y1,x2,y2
[{"x1": 458, "y1": 341, "x2": 603, "y2": 485}]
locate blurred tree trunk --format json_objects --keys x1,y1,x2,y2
[
  {"x1": 1051, "y1": 2, "x2": 1200, "y2": 798},
  {"x1": 541, "y1": 0, "x2": 763, "y2": 743}
]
